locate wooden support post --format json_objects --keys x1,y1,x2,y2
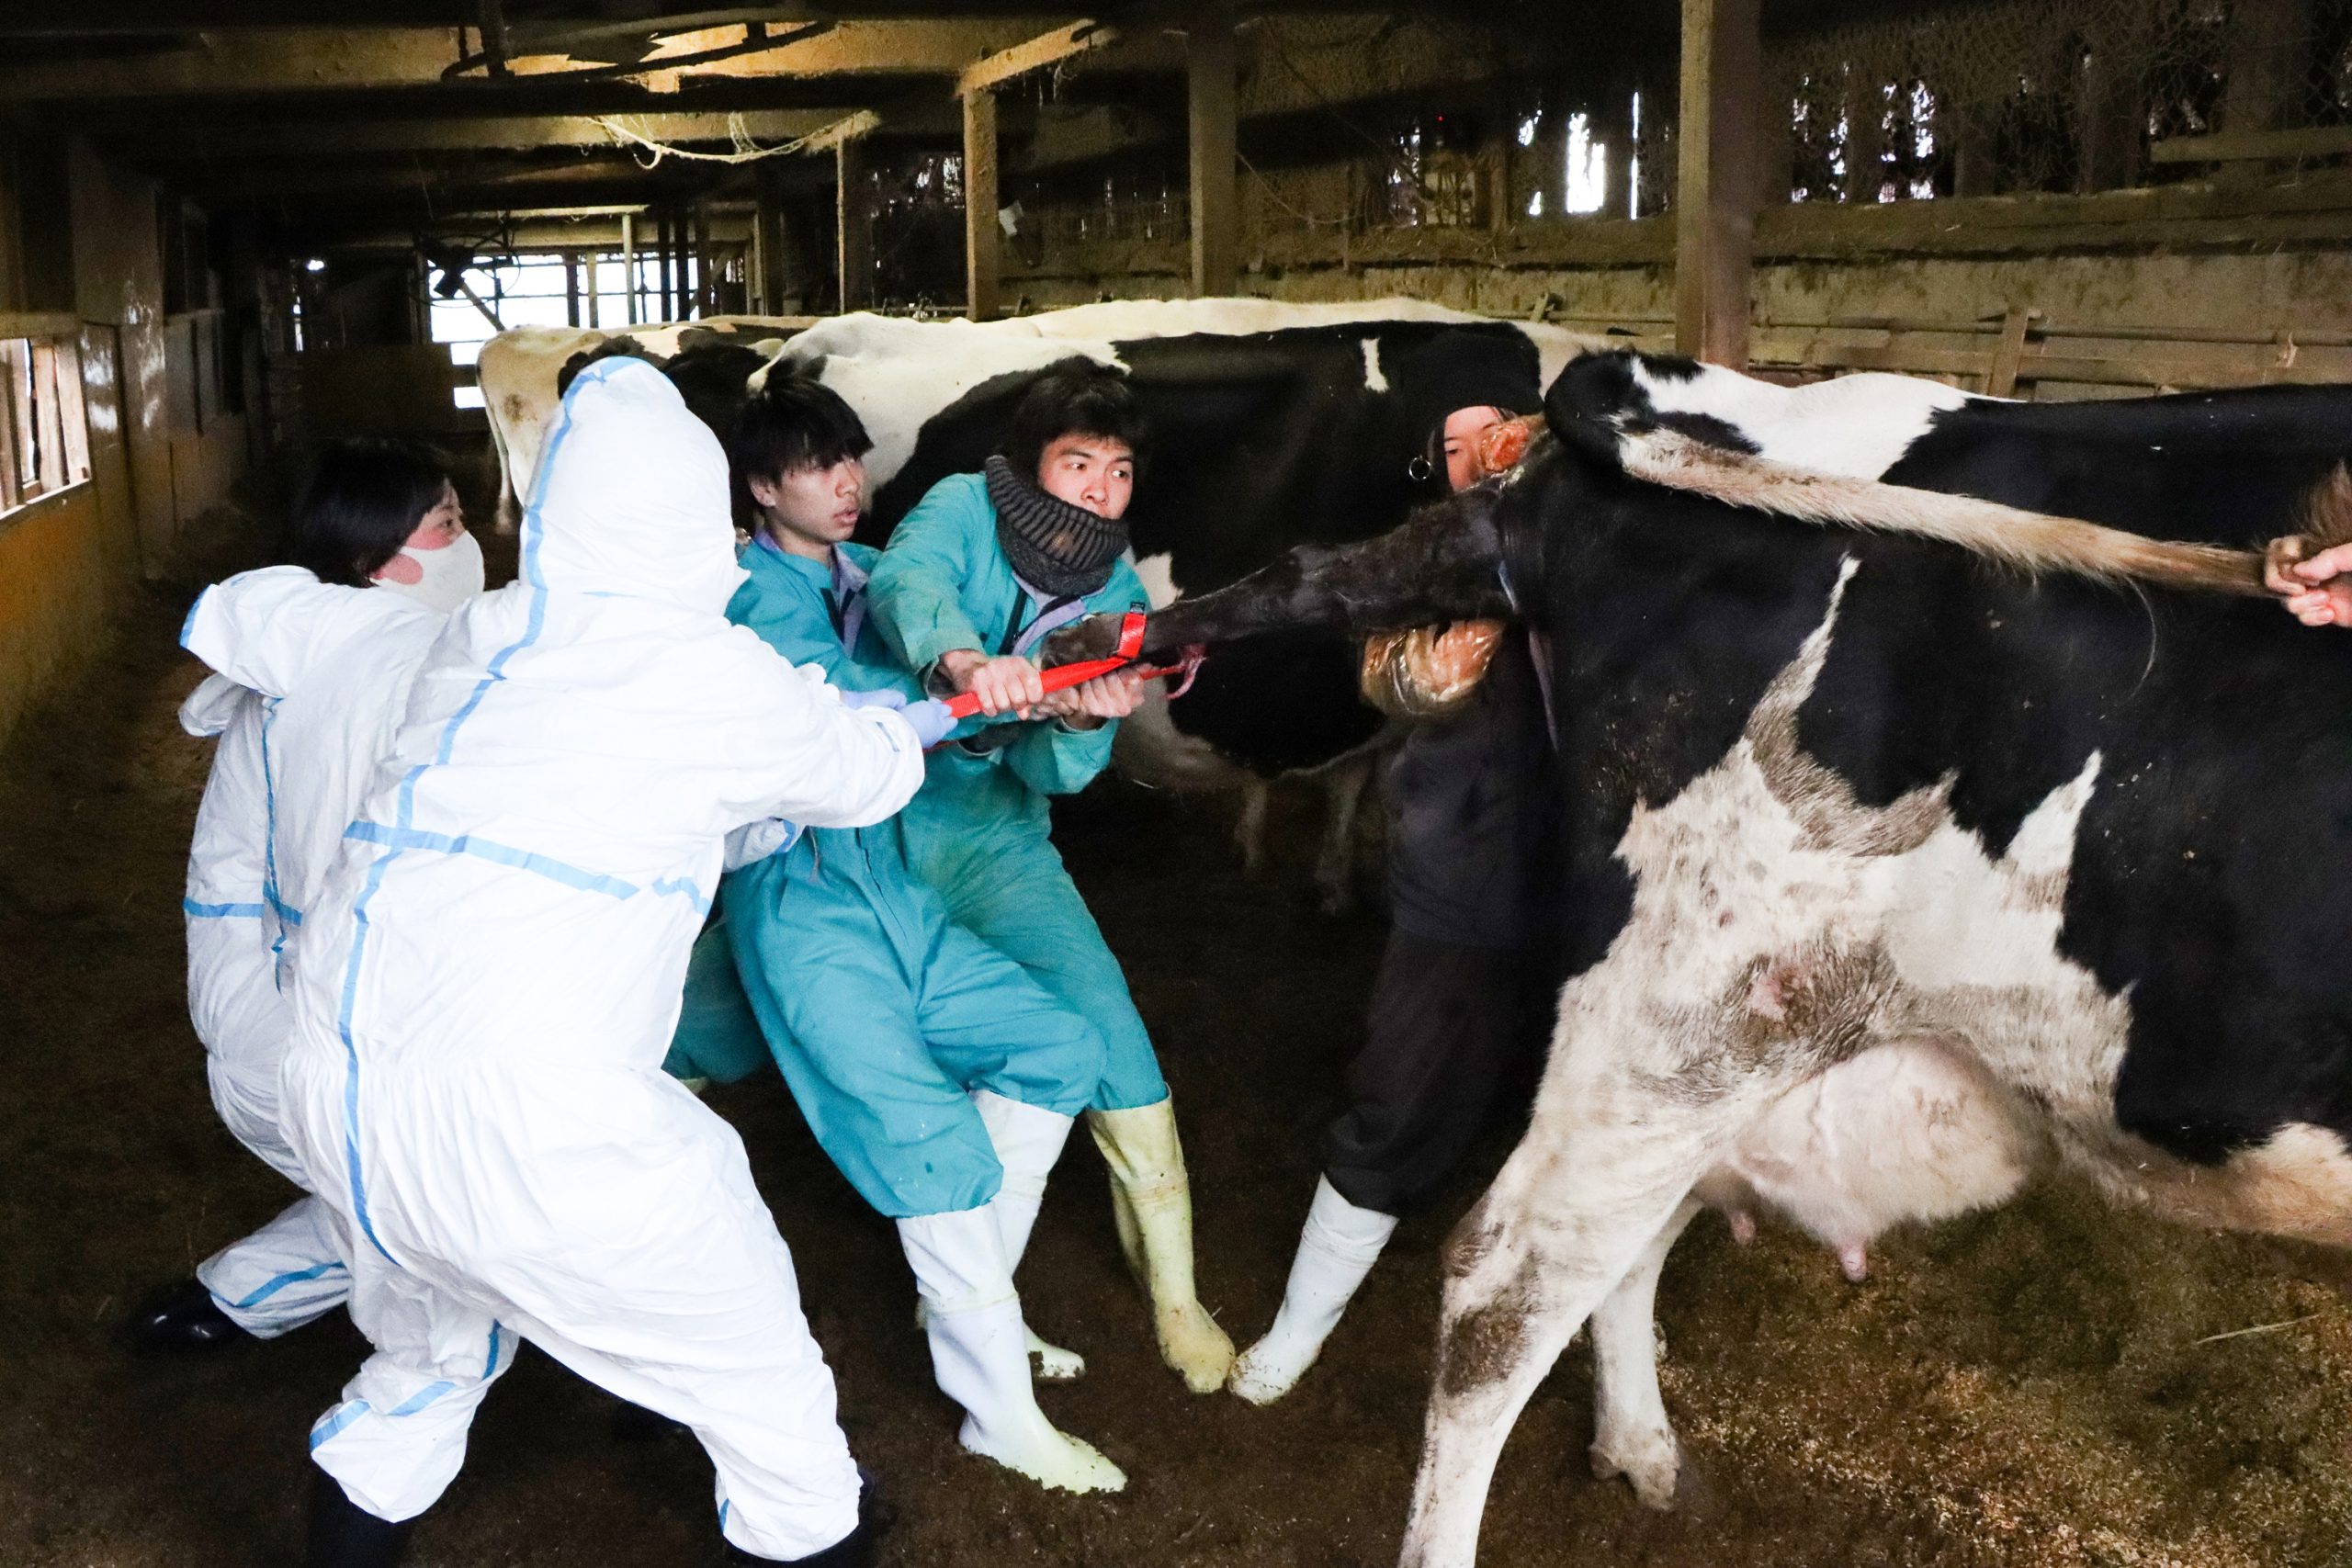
[
  {"x1": 582, "y1": 245, "x2": 599, "y2": 328},
  {"x1": 836, "y1": 139, "x2": 870, "y2": 312},
  {"x1": 1674, "y1": 0, "x2": 1760, "y2": 367},
  {"x1": 658, "y1": 209, "x2": 675, "y2": 321},
  {"x1": 1186, "y1": 1, "x2": 1238, "y2": 298},
  {"x1": 1756, "y1": 73, "x2": 1794, "y2": 209},
  {"x1": 2077, "y1": 43, "x2": 2140, "y2": 193},
  {"x1": 753, "y1": 164, "x2": 787, "y2": 314},
  {"x1": 1946, "y1": 99, "x2": 1993, "y2": 198},
  {"x1": 620, "y1": 211, "x2": 638, "y2": 324},
  {"x1": 562, "y1": 250, "x2": 580, "y2": 327},
  {"x1": 963, "y1": 86, "x2": 1001, "y2": 321},
  {"x1": 2223, "y1": 0, "x2": 2314, "y2": 135},
  {"x1": 1598, "y1": 91, "x2": 1634, "y2": 219}
]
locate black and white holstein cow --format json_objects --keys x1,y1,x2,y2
[
  {"x1": 1048, "y1": 367, "x2": 2352, "y2": 1566},
  {"x1": 489, "y1": 299, "x2": 1607, "y2": 908},
  {"x1": 481, "y1": 316, "x2": 808, "y2": 532}
]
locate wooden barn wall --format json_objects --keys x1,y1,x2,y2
[
  {"x1": 0, "y1": 485, "x2": 114, "y2": 750},
  {"x1": 984, "y1": 13, "x2": 2352, "y2": 400},
  {"x1": 0, "y1": 135, "x2": 254, "y2": 753}
]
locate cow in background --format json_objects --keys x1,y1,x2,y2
[
  {"x1": 491, "y1": 299, "x2": 1608, "y2": 909},
  {"x1": 1055, "y1": 378, "x2": 2352, "y2": 1565},
  {"x1": 481, "y1": 316, "x2": 805, "y2": 532}
]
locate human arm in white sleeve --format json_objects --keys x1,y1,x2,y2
[
  {"x1": 182, "y1": 566, "x2": 432, "y2": 699},
  {"x1": 717, "y1": 639, "x2": 935, "y2": 830}
]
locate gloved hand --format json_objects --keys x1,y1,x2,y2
[
  {"x1": 899, "y1": 697, "x2": 956, "y2": 749},
  {"x1": 837, "y1": 686, "x2": 908, "y2": 711},
  {"x1": 725, "y1": 818, "x2": 801, "y2": 871}
]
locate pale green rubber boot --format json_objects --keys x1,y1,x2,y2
[{"x1": 1087, "y1": 1099, "x2": 1235, "y2": 1393}]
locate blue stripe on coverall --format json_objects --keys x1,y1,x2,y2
[{"x1": 327, "y1": 355, "x2": 639, "y2": 1268}]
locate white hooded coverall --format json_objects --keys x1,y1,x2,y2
[
  {"x1": 179, "y1": 577, "x2": 446, "y2": 1336},
  {"x1": 276, "y1": 356, "x2": 932, "y2": 1560}
]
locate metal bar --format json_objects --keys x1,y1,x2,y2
[{"x1": 457, "y1": 274, "x2": 504, "y2": 333}]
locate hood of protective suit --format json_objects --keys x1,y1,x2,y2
[{"x1": 521, "y1": 355, "x2": 746, "y2": 614}]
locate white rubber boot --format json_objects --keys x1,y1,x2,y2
[
  {"x1": 1227, "y1": 1175, "x2": 1397, "y2": 1405},
  {"x1": 898, "y1": 1207, "x2": 1125, "y2": 1494},
  {"x1": 972, "y1": 1090, "x2": 1086, "y2": 1380},
  {"x1": 1087, "y1": 1099, "x2": 1235, "y2": 1393}
]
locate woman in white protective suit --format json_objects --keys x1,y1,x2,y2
[
  {"x1": 135, "y1": 442, "x2": 480, "y2": 1352},
  {"x1": 273, "y1": 356, "x2": 953, "y2": 1568}
]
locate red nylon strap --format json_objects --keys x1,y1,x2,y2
[{"x1": 941, "y1": 610, "x2": 1159, "y2": 720}]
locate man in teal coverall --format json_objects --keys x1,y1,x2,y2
[
  {"x1": 865, "y1": 362, "x2": 1234, "y2": 1394},
  {"x1": 699, "y1": 374, "x2": 1125, "y2": 1495}
]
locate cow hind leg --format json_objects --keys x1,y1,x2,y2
[
  {"x1": 1314, "y1": 753, "x2": 1375, "y2": 917},
  {"x1": 1403, "y1": 1175, "x2": 1713, "y2": 1566},
  {"x1": 1232, "y1": 779, "x2": 1271, "y2": 878},
  {"x1": 1588, "y1": 1197, "x2": 1702, "y2": 1508},
  {"x1": 1401, "y1": 1028, "x2": 1784, "y2": 1568}
]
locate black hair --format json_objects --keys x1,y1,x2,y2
[
  {"x1": 284, "y1": 439, "x2": 452, "y2": 587},
  {"x1": 729, "y1": 373, "x2": 874, "y2": 487},
  {"x1": 1003, "y1": 361, "x2": 1150, "y2": 484}
]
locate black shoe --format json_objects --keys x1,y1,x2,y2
[
  {"x1": 127, "y1": 1279, "x2": 253, "y2": 1353},
  {"x1": 720, "y1": 1468, "x2": 881, "y2": 1565},
  {"x1": 304, "y1": 1469, "x2": 413, "y2": 1568}
]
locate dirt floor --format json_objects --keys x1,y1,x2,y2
[{"x1": 5, "y1": 477, "x2": 2351, "y2": 1567}]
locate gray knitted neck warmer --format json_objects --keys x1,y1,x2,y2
[{"x1": 984, "y1": 454, "x2": 1127, "y2": 599}]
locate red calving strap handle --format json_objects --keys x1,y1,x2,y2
[{"x1": 941, "y1": 610, "x2": 1159, "y2": 719}]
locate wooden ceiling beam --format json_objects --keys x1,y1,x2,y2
[
  {"x1": 124, "y1": 108, "x2": 844, "y2": 159},
  {"x1": 0, "y1": 18, "x2": 1081, "y2": 100},
  {"x1": 182, "y1": 153, "x2": 677, "y2": 198},
  {"x1": 956, "y1": 18, "x2": 1120, "y2": 97}
]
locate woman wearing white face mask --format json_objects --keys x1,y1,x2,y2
[{"x1": 134, "y1": 441, "x2": 484, "y2": 1353}]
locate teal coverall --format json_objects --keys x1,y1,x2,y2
[
  {"x1": 865, "y1": 472, "x2": 1170, "y2": 1112},
  {"x1": 671, "y1": 537, "x2": 1107, "y2": 1218}
]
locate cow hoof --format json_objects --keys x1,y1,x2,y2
[{"x1": 1589, "y1": 1435, "x2": 1680, "y2": 1510}]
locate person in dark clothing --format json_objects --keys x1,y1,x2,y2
[{"x1": 1228, "y1": 385, "x2": 1557, "y2": 1405}]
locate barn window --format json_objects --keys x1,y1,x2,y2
[
  {"x1": 429, "y1": 251, "x2": 702, "y2": 408},
  {"x1": 0, "y1": 335, "x2": 91, "y2": 519}
]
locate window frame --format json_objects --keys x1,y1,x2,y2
[{"x1": 0, "y1": 319, "x2": 92, "y2": 522}]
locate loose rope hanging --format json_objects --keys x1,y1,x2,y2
[{"x1": 595, "y1": 113, "x2": 819, "y2": 168}]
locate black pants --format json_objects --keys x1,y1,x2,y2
[{"x1": 1320, "y1": 928, "x2": 1549, "y2": 1216}]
